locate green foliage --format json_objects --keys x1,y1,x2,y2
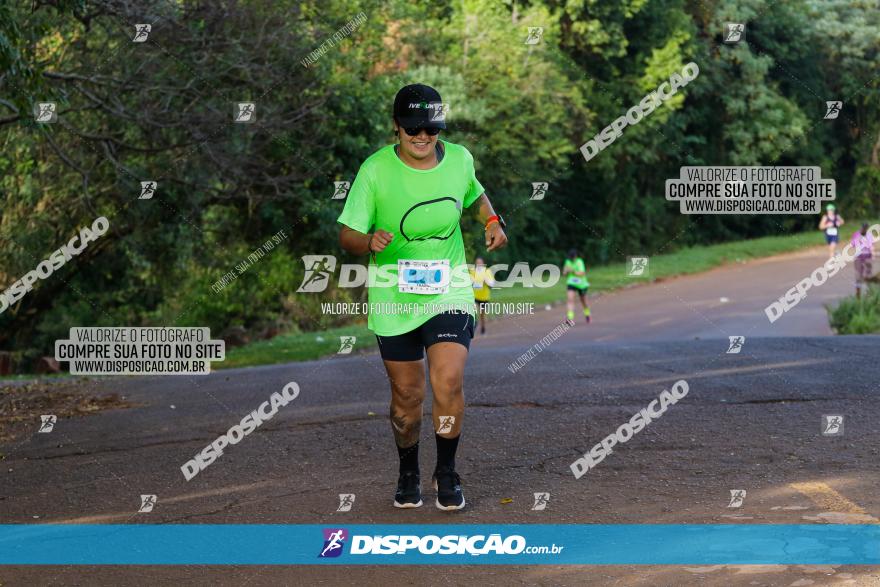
[
  {"x1": 828, "y1": 287, "x2": 880, "y2": 334},
  {"x1": 1, "y1": 0, "x2": 879, "y2": 368},
  {"x1": 850, "y1": 166, "x2": 880, "y2": 218}
]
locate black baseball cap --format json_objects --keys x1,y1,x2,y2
[{"x1": 393, "y1": 84, "x2": 447, "y2": 130}]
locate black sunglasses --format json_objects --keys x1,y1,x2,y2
[{"x1": 401, "y1": 126, "x2": 441, "y2": 136}]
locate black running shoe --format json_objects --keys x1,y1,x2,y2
[
  {"x1": 394, "y1": 471, "x2": 423, "y2": 508},
  {"x1": 432, "y1": 467, "x2": 465, "y2": 511}
]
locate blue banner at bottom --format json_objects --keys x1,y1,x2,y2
[{"x1": 1, "y1": 524, "x2": 878, "y2": 565}]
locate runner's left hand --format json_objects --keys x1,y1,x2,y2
[{"x1": 485, "y1": 222, "x2": 508, "y2": 252}]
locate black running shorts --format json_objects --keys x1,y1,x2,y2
[{"x1": 376, "y1": 311, "x2": 475, "y2": 361}]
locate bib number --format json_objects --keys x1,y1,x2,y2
[
  {"x1": 826, "y1": 227, "x2": 838, "y2": 236},
  {"x1": 398, "y1": 259, "x2": 450, "y2": 294}
]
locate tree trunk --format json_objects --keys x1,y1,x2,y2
[{"x1": 870, "y1": 125, "x2": 880, "y2": 167}]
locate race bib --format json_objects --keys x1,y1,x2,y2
[
  {"x1": 398, "y1": 259, "x2": 450, "y2": 295},
  {"x1": 826, "y1": 227, "x2": 838, "y2": 236},
  {"x1": 472, "y1": 281, "x2": 482, "y2": 290},
  {"x1": 569, "y1": 277, "x2": 583, "y2": 285}
]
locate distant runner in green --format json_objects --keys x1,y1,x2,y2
[
  {"x1": 563, "y1": 249, "x2": 591, "y2": 324},
  {"x1": 338, "y1": 84, "x2": 508, "y2": 512}
]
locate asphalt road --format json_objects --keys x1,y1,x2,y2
[{"x1": 2, "y1": 246, "x2": 879, "y2": 586}]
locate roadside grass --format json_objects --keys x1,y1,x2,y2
[
  {"x1": 0, "y1": 373, "x2": 72, "y2": 381},
  {"x1": 221, "y1": 323, "x2": 375, "y2": 369},
  {"x1": 0, "y1": 229, "x2": 839, "y2": 377},
  {"x1": 224, "y1": 230, "x2": 824, "y2": 366},
  {"x1": 827, "y1": 286, "x2": 880, "y2": 334},
  {"x1": 492, "y1": 230, "x2": 821, "y2": 306}
]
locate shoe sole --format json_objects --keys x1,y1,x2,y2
[
  {"x1": 393, "y1": 499, "x2": 423, "y2": 509},
  {"x1": 434, "y1": 497, "x2": 465, "y2": 511},
  {"x1": 432, "y1": 478, "x2": 466, "y2": 511}
]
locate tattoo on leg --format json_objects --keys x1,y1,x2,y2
[{"x1": 391, "y1": 408, "x2": 421, "y2": 448}]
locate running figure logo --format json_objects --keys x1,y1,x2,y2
[
  {"x1": 138, "y1": 494, "x2": 157, "y2": 513},
  {"x1": 332, "y1": 181, "x2": 351, "y2": 200},
  {"x1": 727, "y1": 489, "x2": 746, "y2": 508},
  {"x1": 235, "y1": 102, "x2": 256, "y2": 123},
  {"x1": 38, "y1": 414, "x2": 57, "y2": 433},
  {"x1": 530, "y1": 182, "x2": 549, "y2": 201},
  {"x1": 437, "y1": 416, "x2": 455, "y2": 434},
  {"x1": 336, "y1": 494, "x2": 355, "y2": 512},
  {"x1": 34, "y1": 102, "x2": 57, "y2": 123},
  {"x1": 726, "y1": 336, "x2": 745, "y2": 354},
  {"x1": 531, "y1": 492, "x2": 550, "y2": 511},
  {"x1": 297, "y1": 255, "x2": 337, "y2": 292},
  {"x1": 524, "y1": 27, "x2": 543, "y2": 45},
  {"x1": 627, "y1": 257, "x2": 649, "y2": 277},
  {"x1": 824, "y1": 101, "x2": 842, "y2": 120},
  {"x1": 822, "y1": 415, "x2": 844, "y2": 436},
  {"x1": 319, "y1": 528, "x2": 348, "y2": 558},
  {"x1": 139, "y1": 181, "x2": 157, "y2": 200},
  {"x1": 133, "y1": 24, "x2": 151, "y2": 42},
  {"x1": 337, "y1": 336, "x2": 356, "y2": 354},
  {"x1": 724, "y1": 23, "x2": 744, "y2": 43}
]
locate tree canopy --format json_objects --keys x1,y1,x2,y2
[{"x1": 1, "y1": 0, "x2": 877, "y2": 365}]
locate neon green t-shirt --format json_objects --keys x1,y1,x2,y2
[
  {"x1": 564, "y1": 257, "x2": 589, "y2": 289},
  {"x1": 337, "y1": 140, "x2": 484, "y2": 336}
]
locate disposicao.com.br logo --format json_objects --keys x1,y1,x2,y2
[
  {"x1": 317, "y1": 528, "x2": 563, "y2": 558},
  {"x1": 297, "y1": 255, "x2": 560, "y2": 292}
]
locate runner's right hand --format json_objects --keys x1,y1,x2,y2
[{"x1": 370, "y1": 230, "x2": 394, "y2": 253}]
